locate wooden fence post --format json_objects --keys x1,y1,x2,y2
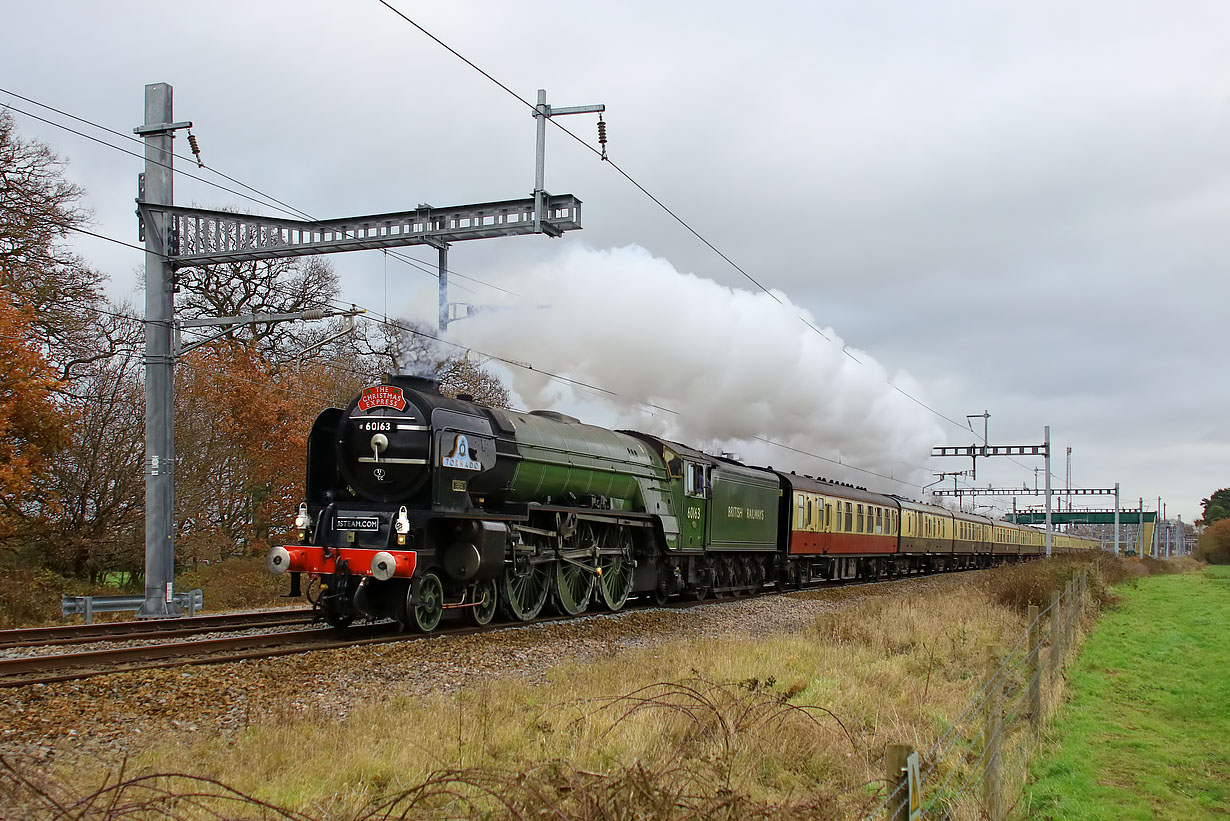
[
  {"x1": 885, "y1": 743, "x2": 912, "y2": 821},
  {"x1": 1067, "y1": 577, "x2": 1077, "y2": 649},
  {"x1": 1050, "y1": 591, "x2": 1064, "y2": 676},
  {"x1": 983, "y1": 645, "x2": 1004, "y2": 821},
  {"x1": 1028, "y1": 604, "x2": 1042, "y2": 730}
]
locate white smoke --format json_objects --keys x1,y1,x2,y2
[{"x1": 447, "y1": 245, "x2": 944, "y2": 493}]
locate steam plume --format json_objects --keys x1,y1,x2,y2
[{"x1": 448, "y1": 245, "x2": 944, "y2": 492}]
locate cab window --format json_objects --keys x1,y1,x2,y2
[
  {"x1": 664, "y1": 448, "x2": 683, "y2": 479},
  {"x1": 684, "y1": 462, "x2": 708, "y2": 497}
]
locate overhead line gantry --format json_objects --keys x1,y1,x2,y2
[{"x1": 132, "y1": 82, "x2": 596, "y2": 618}]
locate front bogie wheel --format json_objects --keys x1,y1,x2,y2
[
  {"x1": 408, "y1": 572, "x2": 444, "y2": 633},
  {"x1": 322, "y1": 605, "x2": 354, "y2": 629},
  {"x1": 470, "y1": 578, "x2": 499, "y2": 626}
]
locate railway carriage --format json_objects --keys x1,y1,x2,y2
[{"x1": 776, "y1": 473, "x2": 900, "y2": 583}]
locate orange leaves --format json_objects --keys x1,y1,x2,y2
[
  {"x1": 175, "y1": 342, "x2": 310, "y2": 557},
  {"x1": 0, "y1": 299, "x2": 67, "y2": 534}
]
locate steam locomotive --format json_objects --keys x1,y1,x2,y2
[{"x1": 268, "y1": 375, "x2": 1097, "y2": 630}]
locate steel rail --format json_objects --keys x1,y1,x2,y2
[
  {"x1": 0, "y1": 564, "x2": 996, "y2": 689},
  {"x1": 0, "y1": 607, "x2": 316, "y2": 650}
]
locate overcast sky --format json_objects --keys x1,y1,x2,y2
[{"x1": 3, "y1": 0, "x2": 1226, "y2": 525}]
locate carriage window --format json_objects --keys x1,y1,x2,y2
[
  {"x1": 796, "y1": 496, "x2": 805, "y2": 528},
  {"x1": 825, "y1": 503, "x2": 833, "y2": 530},
  {"x1": 856, "y1": 504, "x2": 864, "y2": 533},
  {"x1": 875, "y1": 508, "x2": 883, "y2": 534},
  {"x1": 845, "y1": 502, "x2": 853, "y2": 532}
]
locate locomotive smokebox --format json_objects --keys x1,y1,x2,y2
[
  {"x1": 337, "y1": 383, "x2": 433, "y2": 503},
  {"x1": 439, "y1": 521, "x2": 507, "y2": 582}
]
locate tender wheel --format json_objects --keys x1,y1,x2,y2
[
  {"x1": 738, "y1": 558, "x2": 757, "y2": 595},
  {"x1": 745, "y1": 558, "x2": 764, "y2": 595},
  {"x1": 730, "y1": 559, "x2": 746, "y2": 595},
  {"x1": 470, "y1": 578, "x2": 498, "y2": 626},
  {"x1": 597, "y1": 526, "x2": 635, "y2": 611},
  {"x1": 652, "y1": 565, "x2": 671, "y2": 606},
  {"x1": 501, "y1": 559, "x2": 549, "y2": 622},
  {"x1": 716, "y1": 556, "x2": 735, "y2": 596},
  {"x1": 410, "y1": 572, "x2": 444, "y2": 633},
  {"x1": 689, "y1": 559, "x2": 713, "y2": 600}
]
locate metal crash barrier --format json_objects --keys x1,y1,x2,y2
[{"x1": 61, "y1": 589, "x2": 205, "y2": 624}]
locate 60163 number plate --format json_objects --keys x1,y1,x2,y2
[{"x1": 334, "y1": 516, "x2": 380, "y2": 532}]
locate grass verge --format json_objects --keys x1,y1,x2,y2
[{"x1": 1024, "y1": 564, "x2": 1230, "y2": 819}]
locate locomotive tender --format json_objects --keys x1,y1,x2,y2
[{"x1": 268, "y1": 375, "x2": 1097, "y2": 630}]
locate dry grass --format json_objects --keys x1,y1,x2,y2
[{"x1": 4, "y1": 557, "x2": 1201, "y2": 819}]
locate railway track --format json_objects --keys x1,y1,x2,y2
[
  {"x1": 0, "y1": 567, "x2": 989, "y2": 689},
  {"x1": 0, "y1": 607, "x2": 316, "y2": 651}
]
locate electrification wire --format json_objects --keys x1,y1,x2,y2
[
  {"x1": 0, "y1": 84, "x2": 1067, "y2": 498},
  {"x1": 62, "y1": 224, "x2": 149, "y2": 255},
  {"x1": 0, "y1": 88, "x2": 515, "y2": 297},
  {"x1": 374, "y1": 0, "x2": 973, "y2": 435},
  {"x1": 5, "y1": 79, "x2": 967, "y2": 479},
  {"x1": 7, "y1": 208, "x2": 961, "y2": 491}
]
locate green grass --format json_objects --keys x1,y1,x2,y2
[{"x1": 1025, "y1": 565, "x2": 1230, "y2": 820}]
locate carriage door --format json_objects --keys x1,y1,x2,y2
[{"x1": 682, "y1": 460, "x2": 709, "y2": 550}]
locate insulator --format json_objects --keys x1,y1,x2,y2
[
  {"x1": 187, "y1": 132, "x2": 204, "y2": 168},
  {"x1": 597, "y1": 119, "x2": 607, "y2": 145}
]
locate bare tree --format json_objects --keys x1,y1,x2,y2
[
  {"x1": 350, "y1": 315, "x2": 442, "y2": 377},
  {"x1": 0, "y1": 112, "x2": 111, "y2": 385},
  {"x1": 436, "y1": 354, "x2": 512, "y2": 408},
  {"x1": 175, "y1": 251, "x2": 342, "y2": 366}
]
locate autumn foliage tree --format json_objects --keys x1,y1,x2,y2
[
  {"x1": 1197, "y1": 518, "x2": 1230, "y2": 565},
  {"x1": 175, "y1": 342, "x2": 311, "y2": 564},
  {"x1": 0, "y1": 300, "x2": 68, "y2": 540}
]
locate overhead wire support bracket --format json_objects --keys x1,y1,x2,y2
[
  {"x1": 933, "y1": 486, "x2": 1117, "y2": 498},
  {"x1": 533, "y1": 89, "x2": 604, "y2": 233},
  {"x1": 134, "y1": 195, "x2": 583, "y2": 268},
  {"x1": 931, "y1": 426, "x2": 1056, "y2": 556},
  {"x1": 175, "y1": 306, "x2": 365, "y2": 357}
]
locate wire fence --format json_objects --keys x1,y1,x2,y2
[{"x1": 865, "y1": 570, "x2": 1089, "y2": 821}]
